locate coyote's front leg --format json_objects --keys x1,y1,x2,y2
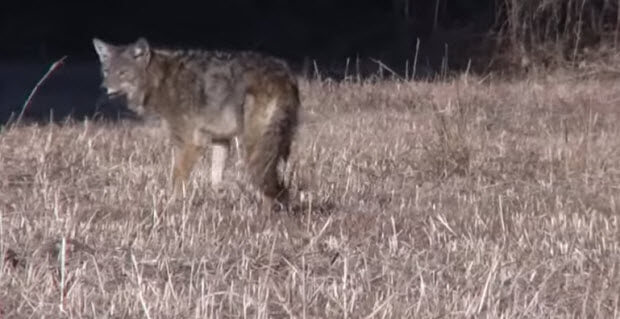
[{"x1": 172, "y1": 142, "x2": 203, "y2": 196}]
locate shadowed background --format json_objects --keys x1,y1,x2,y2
[{"x1": 0, "y1": 0, "x2": 613, "y2": 124}]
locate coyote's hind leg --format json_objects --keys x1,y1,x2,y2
[{"x1": 210, "y1": 139, "x2": 230, "y2": 191}]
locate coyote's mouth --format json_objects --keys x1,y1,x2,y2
[{"x1": 106, "y1": 90, "x2": 124, "y2": 100}]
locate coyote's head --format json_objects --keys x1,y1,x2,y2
[{"x1": 93, "y1": 38, "x2": 152, "y2": 115}]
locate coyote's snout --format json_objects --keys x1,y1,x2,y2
[{"x1": 93, "y1": 37, "x2": 299, "y2": 211}]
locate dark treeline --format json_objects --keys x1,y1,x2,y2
[
  {"x1": 1, "y1": 0, "x2": 617, "y2": 124},
  {"x1": 1, "y1": 0, "x2": 617, "y2": 75}
]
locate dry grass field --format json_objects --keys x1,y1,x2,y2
[{"x1": 2, "y1": 73, "x2": 620, "y2": 318}]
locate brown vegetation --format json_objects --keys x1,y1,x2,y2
[
  {"x1": 1, "y1": 71, "x2": 620, "y2": 317},
  {"x1": 488, "y1": 0, "x2": 620, "y2": 71}
]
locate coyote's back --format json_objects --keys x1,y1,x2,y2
[{"x1": 93, "y1": 37, "x2": 299, "y2": 211}]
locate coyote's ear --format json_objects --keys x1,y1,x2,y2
[
  {"x1": 132, "y1": 37, "x2": 151, "y2": 65},
  {"x1": 93, "y1": 38, "x2": 113, "y2": 63}
]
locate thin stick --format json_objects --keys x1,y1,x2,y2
[
  {"x1": 15, "y1": 56, "x2": 68, "y2": 125},
  {"x1": 59, "y1": 237, "x2": 66, "y2": 312},
  {"x1": 369, "y1": 58, "x2": 402, "y2": 80},
  {"x1": 356, "y1": 54, "x2": 361, "y2": 83},
  {"x1": 405, "y1": 59, "x2": 409, "y2": 80},
  {"x1": 0, "y1": 214, "x2": 3, "y2": 273},
  {"x1": 413, "y1": 38, "x2": 420, "y2": 79},
  {"x1": 615, "y1": 0, "x2": 620, "y2": 49},
  {"x1": 433, "y1": 0, "x2": 441, "y2": 32},
  {"x1": 572, "y1": 0, "x2": 587, "y2": 64},
  {"x1": 131, "y1": 253, "x2": 153, "y2": 319},
  {"x1": 313, "y1": 60, "x2": 321, "y2": 81}
]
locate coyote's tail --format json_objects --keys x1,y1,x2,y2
[{"x1": 244, "y1": 80, "x2": 299, "y2": 205}]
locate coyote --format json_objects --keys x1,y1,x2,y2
[{"x1": 93, "y1": 37, "x2": 299, "y2": 211}]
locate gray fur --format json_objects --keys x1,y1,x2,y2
[{"x1": 93, "y1": 37, "x2": 299, "y2": 210}]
